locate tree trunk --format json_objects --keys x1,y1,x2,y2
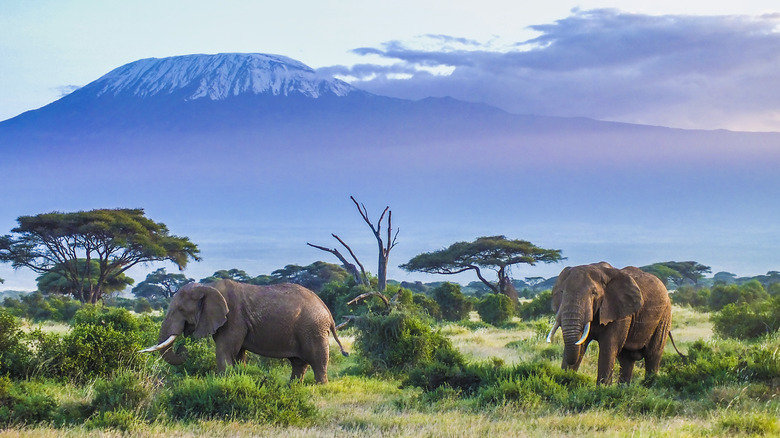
[{"x1": 497, "y1": 266, "x2": 519, "y2": 302}]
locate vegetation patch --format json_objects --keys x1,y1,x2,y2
[{"x1": 165, "y1": 367, "x2": 317, "y2": 425}]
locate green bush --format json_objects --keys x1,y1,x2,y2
[
  {"x1": 169, "y1": 337, "x2": 218, "y2": 376},
  {"x1": 412, "y1": 293, "x2": 442, "y2": 320},
  {"x1": 670, "y1": 285, "x2": 710, "y2": 309},
  {"x1": 476, "y1": 293, "x2": 515, "y2": 326},
  {"x1": 165, "y1": 367, "x2": 317, "y2": 425},
  {"x1": 0, "y1": 309, "x2": 31, "y2": 378},
  {"x1": 711, "y1": 299, "x2": 780, "y2": 340},
  {"x1": 353, "y1": 311, "x2": 453, "y2": 373},
  {"x1": 92, "y1": 370, "x2": 152, "y2": 413},
  {"x1": 1, "y1": 292, "x2": 82, "y2": 322},
  {"x1": 518, "y1": 290, "x2": 554, "y2": 320},
  {"x1": 59, "y1": 306, "x2": 143, "y2": 380},
  {"x1": 0, "y1": 379, "x2": 58, "y2": 427},
  {"x1": 431, "y1": 283, "x2": 472, "y2": 322}
]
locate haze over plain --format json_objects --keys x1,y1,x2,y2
[{"x1": 1, "y1": 2, "x2": 779, "y2": 290}]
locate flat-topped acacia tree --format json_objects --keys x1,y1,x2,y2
[
  {"x1": 0, "y1": 208, "x2": 199, "y2": 303},
  {"x1": 400, "y1": 235, "x2": 563, "y2": 302}
]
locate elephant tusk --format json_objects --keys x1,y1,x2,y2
[
  {"x1": 575, "y1": 322, "x2": 591, "y2": 345},
  {"x1": 546, "y1": 320, "x2": 560, "y2": 343},
  {"x1": 138, "y1": 334, "x2": 177, "y2": 353}
]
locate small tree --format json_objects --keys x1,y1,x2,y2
[
  {"x1": 132, "y1": 268, "x2": 193, "y2": 302},
  {"x1": 400, "y1": 236, "x2": 562, "y2": 301},
  {"x1": 0, "y1": 208, "x2": 199, "y2": 303},
  {"x1": 431, "y1": 282, "x2": 472, "y2": 322}
]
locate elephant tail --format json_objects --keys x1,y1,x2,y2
[
  {"x1": 668, "y1": 331, "x2": 687, "y2": 362},
  {"x1": 331, "y1": 321, "x2": 350, "y2": 357}
]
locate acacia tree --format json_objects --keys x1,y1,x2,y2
[
  {"x1": 132, "y1": 267, "x2": 193, "y2": 301},
  {"x1": 400, "y1": 235, "x2": 563, "y2": 301},
  {"x1": 0, "y1": 208, "x2": 200, "y2": 303},
  {"x1": 37, "y1": 259, "x2": 134, "y2": 296},
  {"x1": 642, "y1": 261, "x2": 711, "y2": 287}
]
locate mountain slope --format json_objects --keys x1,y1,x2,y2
[
  {"x1": 84, "y1": 53, "x2": 357, "y2": 100},
  {"x1": 0, "y1": 53, "x2": 779, "y2": 287}
]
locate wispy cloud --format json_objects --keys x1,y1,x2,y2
[{"x1": 322, "y1": 9, "x2": 780, "y2": 131}]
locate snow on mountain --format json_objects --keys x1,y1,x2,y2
[{"x1": 84, "y1": 53, "x2": 357, "y2": 100}]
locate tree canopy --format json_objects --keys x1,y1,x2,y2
[
  {"x1": 641, "y1": 261, "x2": 711, "y2": 287},
  {"x1": 400, "y1": 235, "x2": 563, "y2": 301},
  {"x1": 132, "y1": 268, "x2": 193, "y2": 302},
  {"x1": 0, "y1": 208, "x2": 199, "y2": 303},
  {"x1": 37, "y1": 259, "x2": 134, "y2": 297}
]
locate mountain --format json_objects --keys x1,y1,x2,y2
[
  {"x1": 85, "y1": 53, "x2": 357, "y2": 100},
  {"x1": 1, "y1": 53, "x2": 779, "y2": 288}
]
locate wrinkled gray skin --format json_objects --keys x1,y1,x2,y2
[
  {"x1": 550, "y1": 262, "x2": 671, "y2": 384},
  {"x1": 147, "y1": 279, "x2": 348, "y2": 384}
]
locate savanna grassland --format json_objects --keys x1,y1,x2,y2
[{"x1": 2, "y1": 301, "x2": 780, "y2": 438}]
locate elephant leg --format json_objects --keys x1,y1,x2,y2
[
  {"x1": 643, "y1": 319, "x2": 670, "y2": 378},
  {"x1": 617, "y1": 351, "x2": 637, "y2": 384},
  {"x1": 214, "y1": 339, "x2": 243, "y2": 373},
  {"x1": 236, "y1": 348, "x2": 247, "y2": 365},
  {"x1": 289, "y1": 357, "x2": 310, "y2": 382},
  {"x1": 306, "y1": 339, "x2": 330, "y2": 384},
  {"x1": 596, "y1": 342, "x2": 620, "y2": 385}
]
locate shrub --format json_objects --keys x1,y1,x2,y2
[
  {"x1": 670, "y1": 285, "x2": 710, "y2": 309},
  {"x1": 711, "y1": 300, "x2": 780, "y2": 340},
  {"x1": 0, "y1": 380, "x2": 58, "y2": 427},
  {"x1": 431, "y1": 283, "x2": 472, "y2": 322},
  {"x1": 518, "y1": 290, "x2": 554, "y2": 320},
  {"x1": 165, "y1": 367, "x2": 317, "y2": 425},
  {"x1": 353, "y1": 311, "x2": 453, "y2": 372},
  {"x1": 59, "y1": 306, "x2": 143, "y2": 380},
  {"x1": 476, "y1": 293, "x2": 515, "y2": 326},
  {"x1": 412, "y1": 293, "x2": 442, "y2": 320},
  {"x1": 133, "y1": 298, "x2": 153, "y2": 313},
  {"x1": 0, "y1": 309, "x2": 32, "y2": 378},
  {"x1": 92, "y1": 370, "x2": 153, "y2": 413}
]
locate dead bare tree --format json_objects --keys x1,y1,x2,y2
[
  {"x1": 350, "y1": 196, "x2": 398, "y2": 293},
  {"x1": 307, "y1": 196, "x2": 398, "y2": 293}
]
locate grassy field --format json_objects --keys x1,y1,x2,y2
[{"x1": 2, "y1": 305, "x2": 779, "y2": 437}]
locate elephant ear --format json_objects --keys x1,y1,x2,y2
[
  {"x1": 601, "y1": 269, "x2": 643, "y2": 325},
  {"x1": 192, "y1": 285, "x2": 229, "y2": 339},
  {"x1": 551, "y1": 267, "x2": 573, "y2": 312}
]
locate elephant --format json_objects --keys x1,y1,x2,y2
[
  {"x1": 546, "y1": 262, "x2": 671, "y2": 384},
  {"x1": 140, "y1": 279, "x2": 348, "y2": 383}
]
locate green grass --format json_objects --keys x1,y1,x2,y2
[{"x1": 4, "y1": 305, "x2": 780, "y2": 437}]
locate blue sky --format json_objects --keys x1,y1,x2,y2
[
  {"x1": 1, "y1": 1, "x2": 779, "y2": 130},
  {"x1": 2, "y1": 1, "x2": 780, "y2": 291}
]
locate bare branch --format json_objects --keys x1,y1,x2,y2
[
  {"x1": 307, "y1": 242, "x2": 365, "y2": 285},
  {"x1": 347, "y1": 291, "x2": 390, "y2": 309},
  {"x1": 332, "y1": 234, "x2": 368, "y2": 284}
]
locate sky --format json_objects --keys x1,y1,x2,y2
[
  {"x1": 2, "y1": 1, "x2": 780, "y2": 131},
  {"x1": 2, "y1": 1, "x2": 780, "y2": 291}
]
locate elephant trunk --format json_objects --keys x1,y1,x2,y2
[{"x1": 560, "y1": 305, "x2": 590, "y2": 369}]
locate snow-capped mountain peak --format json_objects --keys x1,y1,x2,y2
[{"x1": 85, "y1": 53, "x2": 356, "y2": 100}]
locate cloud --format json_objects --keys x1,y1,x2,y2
[
  {"x1": 322, "y1": 9, "x2": 780, "y2": 131},
  {"x1": 54, "y1": 85, "x2": 82, "y2": 97}
]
